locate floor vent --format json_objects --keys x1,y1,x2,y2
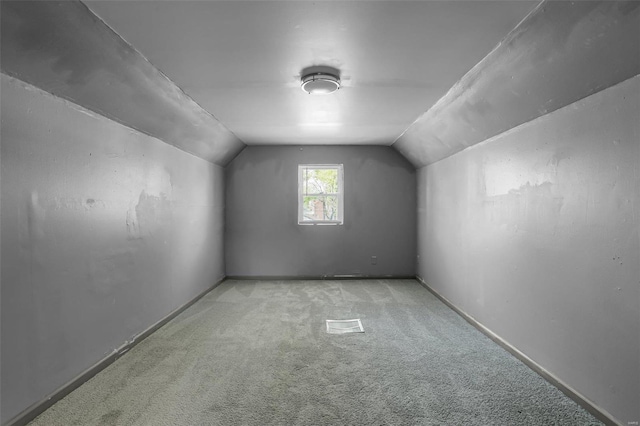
[{"x1": 326, "y1": 319, "x2": 364, "y2": 334}]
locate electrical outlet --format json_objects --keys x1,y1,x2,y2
[{"x1": 371, "y1": 256, "x2": 377, "y2": 265}]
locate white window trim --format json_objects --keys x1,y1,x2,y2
[{"x1": 298, "y1": 164, "x2": 344, "y2": 225}]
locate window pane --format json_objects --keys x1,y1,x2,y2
[
  {"x1": 298, "y1": 164, "x2": 343, "y2": 225},
  {"x1": 302, "y1": 168, "x2": 338, "y2": 194},
  {"x1": 302, "y1": 195, "x2": 338, "y2": 221},
  {"x1": 302, "y1": 195, "x2": 315, "y2": 221},
  {"x1": 323, "y1": 195, "x2": 338, "y2": 220}
]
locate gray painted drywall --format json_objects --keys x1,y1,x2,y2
[
  {"x1": 417, "y1": 75, "x2": 640, "y2": 424},
  {"x1": 0, "y1": 75, "x2": 226, "y2": 423},
  {"x1": 225, "y1": 146, "x2": 416, "y2": 277},
  {"x1": 394, "y1": 0, "x2": 640, "y2": 168},
  {"x1": 0, "y1": 1, "x2": 245, "y2": 166}
]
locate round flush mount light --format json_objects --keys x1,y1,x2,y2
[{"x1": 301, "y1": 72, "x2": 341, "y2": 95}]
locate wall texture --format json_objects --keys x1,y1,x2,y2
[
  {"x1": 0, "y1": 75, "x2": 226, "y2": 423},
  {"x1": 417, "y1": 75, "x2": 639, "y2": 424},
  {"x1": 226, "y1": 146, "x2": 416, "y2": 277}
]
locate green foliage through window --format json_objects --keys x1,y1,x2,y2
[{"x1": 299, "y1": 165, "x2": 343, "y2": 223}]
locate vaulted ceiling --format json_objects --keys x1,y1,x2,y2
[
  {"x1": 84, "y1": 0, "x2": 536, "y2": 147},
  {"x1": 2, "y1": 1, "x2": 639, "y2": 167}
]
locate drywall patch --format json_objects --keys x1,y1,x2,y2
[
  {"x1": 27, "y1": 191, "x2": 46, "y2": 241},
  {"x1": 484, "y1": 182, "x2": 565, "y2": 238},
  {"x1": 126, "y1": 206, "x2": 140, "y2": 240},
  {"x1": 134, "y1": 191, "x2": 172, "y2": 239}
]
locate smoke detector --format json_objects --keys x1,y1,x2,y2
[{"x1": 301, "y1": 71, "x2": 341, "y2": 95}]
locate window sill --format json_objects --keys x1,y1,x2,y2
[{"x1": 298, "y1": 221, "x2": 343, "y2": 226}]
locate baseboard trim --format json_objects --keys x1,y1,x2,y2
[
  {"x1": 227, "y1": 275, "x2": 416, "y2": 280},
  {"x1": 4, "y1": 277, "x2": 227, "y2": 426},
  {"x1": 414, "y1": 275, "x2": 620, "y2": 426}
]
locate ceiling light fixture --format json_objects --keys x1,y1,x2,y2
[{"x1": 301, "y1": 72, "x2": 341, "y2": 95}]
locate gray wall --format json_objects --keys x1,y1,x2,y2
[
  {"x1": 416, "y1": 75, "x2": 639, "y2": 424},
  {"x1": 0, "y1": 75, "x2": 226, "y2": 423},
  {"x1": 226, "y1": 146, "x2": 416, "y2": 277}
]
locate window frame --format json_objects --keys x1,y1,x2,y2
[{"x1": 297, "y1": 164, "x2": 344, "y2": 225}]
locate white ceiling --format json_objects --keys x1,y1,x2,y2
[{"x1": 85, "y1": 1, "x2": 538, "y2": 146}]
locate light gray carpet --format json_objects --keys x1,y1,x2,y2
[{"x1": 29, "y1": 279, "x2": 602, "y2": 425}]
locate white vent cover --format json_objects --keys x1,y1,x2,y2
[{"x1": 326, "y1": 319, "x2": 364, "y2": 334}]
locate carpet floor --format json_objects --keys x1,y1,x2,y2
[{"x1": 29, "y1": 279, "x2": 602, "y2": 425}]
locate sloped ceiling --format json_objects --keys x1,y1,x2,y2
[
  {"x1": 394, "y1": 1, "x2": 640, "y2": 167},
  {"x1": 0, "y1": 1, "x2": 245, "y2": 166},
  {"x1": 1, "y1": 1, "x2": 638, "y2": 167},
  {"x1": 83, "y1": 0, "x2": 537, "y2": 147}
]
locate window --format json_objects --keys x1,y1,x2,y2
[{"x1": 298, "y1": 164, "x2": 344, "y2": 225}]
